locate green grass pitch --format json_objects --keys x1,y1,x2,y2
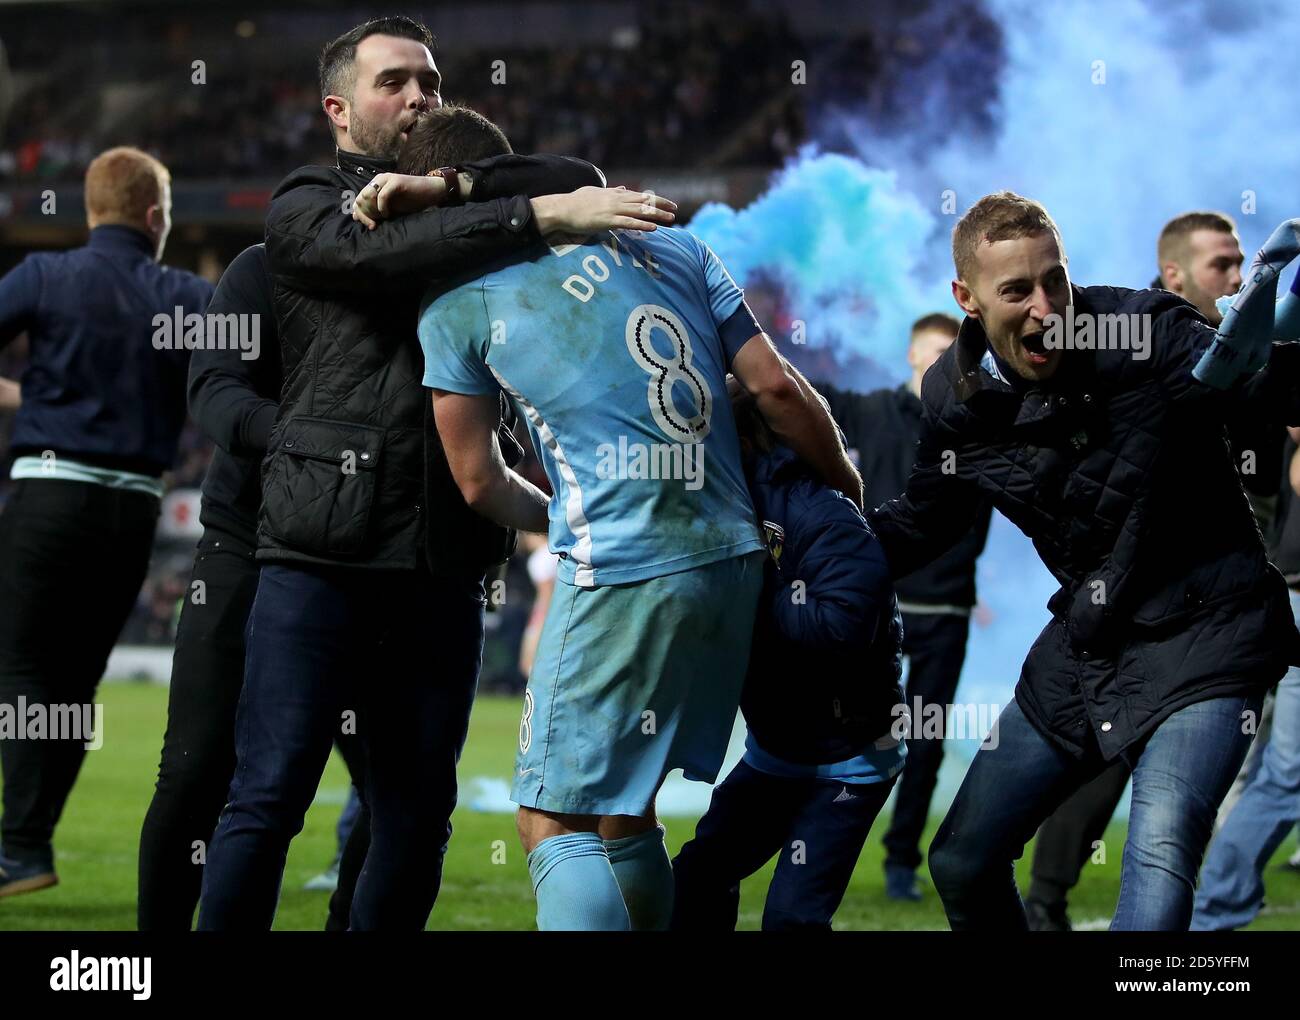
[{"x1": 1, "y1": 682, "x2": 1297, "y2": 930}]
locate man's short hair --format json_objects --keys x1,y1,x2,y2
[
  {"x1": 1156, "y1": 210, "x2": 1237, "y2": 275},
  {"x1": 910, "y1": 312, "x2": 961, "y2": 340},
  {"x1": 396, "y1": 105, "x2": 512, "y2": 176},
  {"x1": 952, "y1": 190, "x2": 1063, "y2": 283},
  {"x1": 84, "y1": 147, "x2": 169, "y2": 225},
  {"x1": 318, "y1": 16, "x2": 434, "y2": 102}
]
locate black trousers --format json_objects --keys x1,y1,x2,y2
[
  {"x1": 137, "y1": 528, "x2": 370, "y2": 930},
  {"x1": 882, "y1": 610, "x2": 971, "y2": 871},
  {"x1": 0, "y1": 479, "x2": 159, "y2": 863},
  {"x1": 137, "y1": 530, "x2": 256, "y2": 929},
  {"x1": 1027, "y1": 759, "x2": 1130, "y2": 909}
]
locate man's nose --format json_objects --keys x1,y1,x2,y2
[
  {"x1": 1029, "y1": 285, "x2": 1054, "y2": 322},
  {"x1": 404, "y1": 82, "x2": 428, "y2": 110},
  {"x1": 1226, "y1": 266, "x2": 1243, "y2": 293}
]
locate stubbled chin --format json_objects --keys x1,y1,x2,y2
[
  {"x1": 1026, "y1": 355, "x2": 1062, "y2": 379},
  {"x1": 1008, "y1": 348, "x2": 1061, "y2": 380}
]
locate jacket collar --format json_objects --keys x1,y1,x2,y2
[
  {"x1": 88, "y1": 224, "x2": 155, "y2": 259},
  {"x1": 950, "y1": 314, "x2": 1016, "y2": 404},
  {"x1": 336, "y1": 148, "x2": 397, "y2": 185}
]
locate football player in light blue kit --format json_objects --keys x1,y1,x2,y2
[{"x1": 398, "y1": 107, "x2": 861, "y2": 930}]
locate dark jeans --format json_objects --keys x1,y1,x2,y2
[
  {"x1": 326, "y1": 798, "x2": 371, "y2": 932},
  {"x1": 928, "y1": 692, "x2": 1262, "y2": 931},
  {"x1": 882, "y1": 610, "x2": 970, "y2": 871},
  {"x1": 137, "y1": 529, "x2": 370, "y2": 929},
  {"x1": 0, "y1": 479, "x2": 158, "y2": 863},
  {"x1": 1027, "y1": 759, "x2": 1129, "y2": 910},
  {"x1": 196, "y1": 561, "x2": 484, "y2": 931},
  {"x1": 671, "y1": 758, "x2": 895, "y2": 930}
]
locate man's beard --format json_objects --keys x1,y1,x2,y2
[
  {"x1": 1179, "y1": 277, "x2": 1225, "y2": 326},
  {"x1": 348, "y1": 108, "x2": 405, "y2": 159}
]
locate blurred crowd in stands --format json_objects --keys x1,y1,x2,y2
[{"x1": 0, "y1": 2, "x2": 881, "y2": 182}]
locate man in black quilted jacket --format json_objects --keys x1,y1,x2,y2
[
  {"x1": 869, "y1": 190, "x2": 1300, "y2": 930},
  {"x1": 196, "y1": 16, "x2": 676, "y2": 931}
]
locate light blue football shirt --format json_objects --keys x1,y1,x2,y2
[{"x1": 418, "y1": 227, "x2": 764, "y2": 588}]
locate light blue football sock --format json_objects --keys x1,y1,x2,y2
[
  {"x1": 527, "y1": 831, "x2": 630, "y2": 931},
  {"x1": 604, "y1": 825, "x2": 674, "y2": 931}
]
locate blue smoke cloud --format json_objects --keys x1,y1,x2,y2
[
  {"x1": 690, "y1": 0, "x2": 1300, "y2": 809},
  {"x1": 689, "y1": 153, "x2": 950, "y2": 389}
]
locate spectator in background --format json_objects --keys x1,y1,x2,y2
[
  {"x1": 0, "y1": 146, "x2": 212, "y2": 898},
  {"x1": 815, "y1": 313, "x2": 992, "y2": 903},
  {"x1": 1192, "y1": 425, "x2": 1300, "y2": 929},
  {"x1": 1157, "y1": 212, "x2": 1272, "y2": 526}
]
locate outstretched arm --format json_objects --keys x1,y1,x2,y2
[
  {"x1": 1194, "y1": 217, "x2": 1300, "y2": 389},
  {"x1": 267, "y1": 154, "x2": 673, "y2": 295},
  {"x1": 867, "y1": 418, "x2": 986, "y2": 580}
]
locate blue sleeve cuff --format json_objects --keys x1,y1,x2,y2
[
  {"x1": 719, "y1": 300, "x2": 762, "y2": 365},
  {"x1": 422, "y1": 372, "x2": 499, "y2": 396}
]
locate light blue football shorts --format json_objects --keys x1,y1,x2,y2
[{"x1": 511, "y1": 550, "x2": 765, "y2": 816}]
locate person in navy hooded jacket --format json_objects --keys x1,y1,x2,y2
[{"x1": 670, "y1": 381, "x2": 907, "y2": 930}]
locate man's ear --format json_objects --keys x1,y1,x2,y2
[
  {"x1": 323, "y1": 95, "x2": 349, "y2": 136},
  {"x1": 952, "y1": 278, "x2": 980, "y2": 319},
  {"x1": 1162, "y1": 262, "x2": 1184, "y2": 294}
]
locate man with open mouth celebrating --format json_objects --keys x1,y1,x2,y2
[{"x1": 868, "y1": 190, "x2": 1300, "y2": 930}]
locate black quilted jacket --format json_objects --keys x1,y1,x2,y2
[
  {"x1": 868, "y1": 284, "x2": 1300, "y2": 760},
  {"x1": 259, "y1": 148, "x2": 602, "y2": 575}
]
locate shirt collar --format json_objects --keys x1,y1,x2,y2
[
  {"x1": 979, "y1": 347, "x2": 1007, "y2": 384},
  {"x1": 88, "y1": 224, "x2": 155, "y2": 258}
]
